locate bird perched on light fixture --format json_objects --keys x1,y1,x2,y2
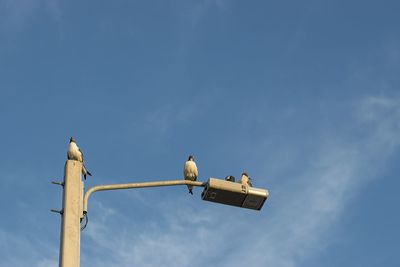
[
  {"x1": 225, "y1": 175, "x2": 236, "y2": 182},
  {"x1": 67, "y1": 137, "x2": 92, "y2": 180},
  {"x1": 240, "y1": 172, "x2": 252, "y2": 187},
  {"x1": 183, "y1": 155, "x2": 198, "y2": 195}
]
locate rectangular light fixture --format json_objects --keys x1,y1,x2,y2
[{"x1": 201, "y1": 178, "x2": 269, "y2": 210}]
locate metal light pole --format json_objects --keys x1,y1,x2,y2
[
  {"x1": 57, "y1": 160, "x2": 206, "y2": 267},
  {"x1": 56, "y1": 159, "x2": 269, "y2": 267},
  {"x1": 83, "y1": 179, "x2": 206, "y2": 214},
  {"x1": 58, "y1": 160, "x2": 84, "y2": 267}
]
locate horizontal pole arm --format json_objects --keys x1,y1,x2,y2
[{"x1": 83, "y1": 180, "x2": 206, "y2": 213}]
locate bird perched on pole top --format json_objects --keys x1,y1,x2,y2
[
  {"x1": 240, "y1": 172, "x2": 252, "y2": 187},
  {"x1": 67, "y1": 137, "x2": 92, "y2": 180},
  {"x1": 183, "y1": 155, "x2": 198, "y2": 195},
  {"x1": 225, "y1": 175, "x2": 236, "y2": 182}
]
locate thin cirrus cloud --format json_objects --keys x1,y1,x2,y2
[
  {"x1": 0, "y1": 95, "x2": 398, "y2": 267},
  {"x1": 0, "y1": 0, "x2": 62, "y2": 33},
  {"x1": 224, "y1": 96, "x2": 400, "y2": 267},
  {"x1": 76, "y1": 95, "x2": 400, "y2": 267},
  {"x1": 0, "y1": 227, "x2": 58, "y2": 267}
]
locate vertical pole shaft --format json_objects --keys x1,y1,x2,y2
[{"x1": 59, "y1": 160, "x2": 83, "y2": 267}]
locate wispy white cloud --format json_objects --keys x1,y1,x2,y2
[
  {"x1": 36, "y1": 259, "x2": 59, "y2": 267},
  {"x1": 0, "y1": 0, "x2": 62, "y2": 36},
  {"x1": 2, "y1": 95, "x2": 397, "y2": 267},
  {"x1": 124, "y1": 100, "x2": 207, "y2": 151},
  {"x1": 174, "y1": 0, "x2": 229, "y2": 58},
  {"x1": 81, "y1": 96, "x2": 400, "y2": 267},
  {"x1": 180, "y1": 0, "x2": 229, "y2": 27},
  {"x1": 141, "y1": 103, "x2": 199, "y2": 135},
  {"x1": 226, "y1": 95, "x2": 400, "y2": 267},
  {"x1": 0, "y1": 227, "x2": 58, "y2": 267}
]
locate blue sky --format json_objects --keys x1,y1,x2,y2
[{"x1": 1, "y1": 0, "x2": 399, "y2": 266}]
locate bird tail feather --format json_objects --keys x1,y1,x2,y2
[
  {"x1": 187, "y1": 185, "x2": 193, "y2": 195},
  {"x1": 83, "y1": 164, "x2": 92, "y2": 176}
]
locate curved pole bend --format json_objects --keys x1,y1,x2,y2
[{"x1": 83, "y1": 179, "x2": 206, "y2": 213}]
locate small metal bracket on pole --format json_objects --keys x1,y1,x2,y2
[
  {"x1": 51, "y1": 209, "x2": 64, "y2": 215},
  {"x1": 52, "y1": 181, "x2": 65, "y2": 187}
]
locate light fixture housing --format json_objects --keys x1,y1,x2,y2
[{"x1": 201, "y1": 178, "x2": 269, "y2": 210}]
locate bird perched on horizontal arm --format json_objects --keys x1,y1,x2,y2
[
  {"x1": 240, "y1": 172, "x2": 252, "y2": 187},
  {"x1": 183, "y1": 155, "x2": 198, "y2": 195},
  {"x1": 225, "y1": 175, "x2": 236, "y2": 182},
  {"x1": 67, "y1": 137, "x2": 92, "y2": 180}
]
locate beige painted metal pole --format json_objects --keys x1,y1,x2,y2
[{"x1": 59, "y1": 160, "x2": 83, "y2": 267}]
